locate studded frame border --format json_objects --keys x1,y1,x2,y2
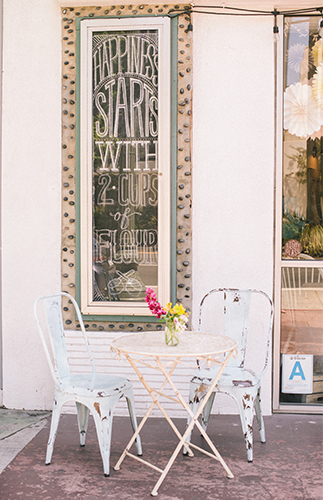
[{"x1": 61, "y1": 4, "x2": 193, "y2": 331}]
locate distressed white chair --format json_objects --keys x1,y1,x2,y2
[
  {"x1": 34, "y1": 292, "x2": 142, "y2": 475},
  {"x1": 185, "y1": 288, "x2": 273, "y2": 462}
]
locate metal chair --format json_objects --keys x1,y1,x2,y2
[
  {"x1": 34, "y1": 292, "x2": 142, "y2": 475},
  {"x1": 185, "y1": 288, "x2": 273, "y2": 462}
]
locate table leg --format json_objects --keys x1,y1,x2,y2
[
  {"x1": 150, "y1": 350, "x2": 235, "y2": 496},
  {"x1": 114, "y1": 354, "x2": 193, "y2": 472}
]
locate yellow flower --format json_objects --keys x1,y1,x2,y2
[
  {"x1": 172, "y1": 303, "x2": 185, "y2": 315},
  {"x1": 179, "y1": 305, "x2": 186, "y2": 315}
]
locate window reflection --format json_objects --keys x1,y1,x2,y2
[
  {"x1": 283, "y1": 17, "x2": 323, "y2": 261},
  {"x1": 91, "y1": 30, "x2": 159, "y2": 302},
  {"x1": 280, "y1": 266, "x2": 323, "y2": 404}
]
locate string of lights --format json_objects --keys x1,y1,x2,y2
[{"x1": 167, "y1": 4, "x2": 323, "y2": 40}]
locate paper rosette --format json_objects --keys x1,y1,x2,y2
[
  {"x1": 312, "y1": 62, "x2": 323, "y2": 107},
  {"x1": 309, "y1": 125, "x2": 323, "y2": 140},
  {"x1": 312, "y1": 38, "x2": 323, "y2": 67},
  {"x1": 284, "y1": 82, "x2": 323, "y2": 138},
  {"x1": 288, "y1": 44, "x2": 312, "y2": 73}
]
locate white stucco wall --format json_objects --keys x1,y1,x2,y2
[
  {"x1": 192, "y1": 13, "x2": 275, "y2": 414},
  {"x1": 1, "y1": 0, "x2": 62, "y2": 409},
  {"x1": 1, "y1": 1, "x2": 276, "y2": 415}
]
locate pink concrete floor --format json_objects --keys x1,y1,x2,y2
[{"x1": 0, "y1": 413, "x2": 322, "y2": 500}]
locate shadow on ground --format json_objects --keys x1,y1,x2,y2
[{"x1": 0, "y1": 414, "x2": 322, "y2": 500}]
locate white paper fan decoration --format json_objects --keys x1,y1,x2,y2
[
  {"x1": 312, "y1": 38, "x2": 323, "y2": 67},
  {"x1": 284, "y1": 82, "x2": 323, "y2": 138},
  {"x1": 309, "y1": 125, "x2": 323, "y2": 140},
  {"x1": 313, "y1": 62, "x2": 323, "y2": 107},
  {"x1": 288, "y1": 44, "x2": 312, "y2": 73}
]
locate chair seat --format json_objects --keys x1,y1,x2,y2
[
  {"x1": 191, "y1": 366, "x2": 260, "y2": 390},
  {"x1": 59, "y1": 374, "x2": 132, "y2": 398}
]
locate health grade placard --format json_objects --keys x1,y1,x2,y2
[{"x1": 282, "y1": 354, "x2": 313, "y2": 394}]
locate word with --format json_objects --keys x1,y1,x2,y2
[{"x1": 95, "y1": 139, "x2": 158, "y2": 172}]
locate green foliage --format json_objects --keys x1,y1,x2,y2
[
  {"x1": 282, "y1": 212, "x2": 306, "y2": 241},
  {"x1": 300, "y1": 224, "x2": 323, "y2": 256},
  {"x1": 285, "y1": 146, "x2": 307, "y2": 184}
]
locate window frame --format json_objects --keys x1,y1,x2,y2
[
  {"x1": 78, "y1": 16, "x2": 172, "y2": 317},
  {"x1": 273, "y1": 14, "x2": 323, "y2": 413},
  {"x1": 61, "y1": 5, "x2": 193, "y2": 330}
]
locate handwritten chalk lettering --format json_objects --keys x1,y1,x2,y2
[
  {"x1": 96, "y1": 229, "x2": 158, "y2": 265},
  {"x1": 94, "y1": 81, "x2": 115, "y2": 137},
  {"x1": 94, "y1": 78, "x2": 157, "y2": 139},
  {"x1": 148, "y1": 95, "x2": 158, "y2": 137},
  {"x1": 114, "y1": 77, "x2": 130, "y2": 137},
  {"x1": 97, "y1": 174, "x2": 115, "y2": 206},
  {"x1": 107, "y1": 270, "x2": 143, "y2": 298},
  {"x1": 92, "y1": 30, "x2": 160, "y2": 296},
  {"x1": 97, "y1": 173, "x2": 158, "y2": 208},
  {"x1": 109, "y1": 207, "x2": 142, "y2": 230},
  {"x1": 118, "y1": 173, "x2": 158, "y2": 207},
  {"x1": 93, "y1": 34, "x2": 158, "y2": 90},
  {"x1": 95, "y1": 140, "x2": 158, "y2": 172},
  {"x1": 119, "y1": 229, "x2": 158, "y2": 264}
]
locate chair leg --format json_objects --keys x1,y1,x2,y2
[
  {"x1": 255, "y1": 388, "x2": 266, "y2": 443},
  {"x1": 125, "y1": 389, "x2": 142, "y2": 456},
  {"x1": 91, "y1": 402, "x2": 114, "y2": 476},
  {"x1": 201, "y1": 391, "x2": 216, "y2": 433},
  {"x1": 45, "y1": 395, "x2": 62, "y2": 465},
  {"x1": 183, "y1": 383, "x2": 199, "y2": 455},
  {"x1": 76, "y1": 402, "x2": 90, "y2": 447},
  {"x1": 236, "y1": 394, "x2": 256, "y2": 462}
]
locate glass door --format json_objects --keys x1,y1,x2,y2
[{"x1": 274, "y1": 15, "x2": 323, "y2": 412}]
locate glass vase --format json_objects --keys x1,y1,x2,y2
[{"x1": 165, "y1": 323, "x2": 182, "y2": 346}]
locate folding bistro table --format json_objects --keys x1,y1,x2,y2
[{"x1": 110, "y1": 331, "x2": 238, "y2": 496}]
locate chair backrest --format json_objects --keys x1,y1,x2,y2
[
  {"x1": 198, "y1": 289, "x2": 273, "y2": 375},
  {"x1": 34, "y1": 292, "x2": 95, "y2": 388}
]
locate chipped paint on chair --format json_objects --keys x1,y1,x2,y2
[
  {"x1": 185, "y1": 289, "x2": 273, "y2": 462},
  {"x1": 34, "y1": 292, "x2": 142, "y2": 475}
]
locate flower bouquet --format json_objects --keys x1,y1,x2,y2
[{"x1": 145, "y1": 287, "x2": 189, "y2": 346}]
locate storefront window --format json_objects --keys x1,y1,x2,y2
[
  {"x1": 283, "y1": 16, "x2": 323, "y2": 260},
  {"x1": 281, "y1": 16, "x2": 323, "y2": 406},
  {"x1": 79, "y1": 17, "x2": 171, "y2": 316}
]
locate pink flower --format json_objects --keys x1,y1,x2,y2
[
  {"x1": 145, "y1": 287, "x2": 189, "y2": 326},
  {"x1": 145, "y1": 288, "x2": 166, "y2": 319}
]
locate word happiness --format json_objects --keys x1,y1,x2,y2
[{"x1": 93, "y1": 34, "x2": 158, "y2": 89}]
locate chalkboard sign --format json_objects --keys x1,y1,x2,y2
[{"x1": 91, "y1": 29, "x2": 159, "y2": 303}]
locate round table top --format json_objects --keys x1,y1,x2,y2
[{"x1": 110, "y1": 331, "x2": 237, "y2": 358}]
